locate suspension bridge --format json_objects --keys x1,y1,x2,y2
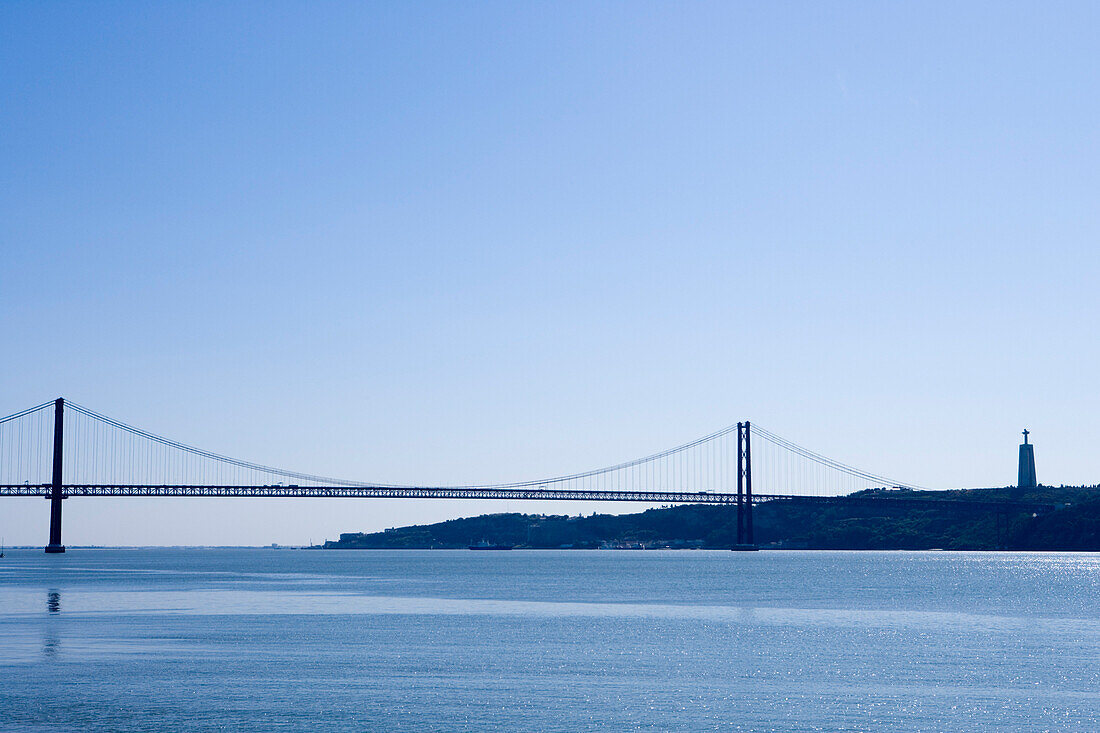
[{"x1": 0, "y1": 399, "x2": 1051, "y2": 552}]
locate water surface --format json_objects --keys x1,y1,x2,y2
[{"x1": 2, "y1": 549, "x2": 1098, "y2": 731}]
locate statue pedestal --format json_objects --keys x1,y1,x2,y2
[{"x1": 1018, "y1": 432, "x2": 1037, "y2": 489}]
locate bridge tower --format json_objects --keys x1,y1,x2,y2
[
  {"x1": 734, "y1": 421, "x2": 757, "y2": 550},
  {"x1": 45, "y1": 398, "x2": 66, "y2": 553},
  {"x1": 1018, "y1": 429, "x2": 1037, "y2": 489},
  {"x1": 736, "y1": 423, "x2": 744, "y2": 541}
]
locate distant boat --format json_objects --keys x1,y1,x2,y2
[
  {"x1": 1, "y1": 538, "x2": 5, "y2": 558},
  {"x1": 468, "y1": 540, "x2": 513, "y2": 551}
]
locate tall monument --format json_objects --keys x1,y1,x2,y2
[{"x1": 1018, "y1": 429, "x2": 1037, "y2": 489}]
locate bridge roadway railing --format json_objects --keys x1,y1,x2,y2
[
  {"x1": 0, "y1": 484, "x2": 1057, "y2": 513},
  {"x1": 0, "y1": 484, "x2": 743, "y2": 503}
]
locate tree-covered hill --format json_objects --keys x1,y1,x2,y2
[{"x1": 323, "y1": 485, "x2": 1100, "y2": 551}]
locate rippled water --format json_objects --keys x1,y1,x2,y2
[{"x1": 2, "y1": 549, "x2": 1099, "y2": 731}]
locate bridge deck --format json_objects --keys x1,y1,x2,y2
[{"x1": 0, "y1": 484, "x2": 1055, "y2": 513}]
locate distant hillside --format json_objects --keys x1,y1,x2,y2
[{"x1": 325, "y1": 485, "x2": 1100, "y2": 551}]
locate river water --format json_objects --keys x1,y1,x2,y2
[{"x1": 2, "y1": 548, "x2": 1099, "y2": 731}]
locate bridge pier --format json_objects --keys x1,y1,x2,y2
[{"x1": 45, "y1": 398, "x2": 65, "y2": 554}]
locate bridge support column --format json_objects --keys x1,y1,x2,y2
[
  {"x1": 736, "y1": 423, "x2": 744, "y2": 544},
  {"x1": 744, "y1": 421, "x2": 753, "y2": 545},
  {"x1": 45, "y1": 398, "x2": 65, "y2": 554},
  {"x1": 733, "y1": 421, "x2": 757, "y2": 551}
]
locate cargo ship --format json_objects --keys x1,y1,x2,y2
[{"x1": 468, "y1": 540, "x2": 514, "y2": 550}]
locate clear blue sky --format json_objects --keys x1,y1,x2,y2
[{"x1": 2, "y1": 2, "x2": 1098, "y2": 546}]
